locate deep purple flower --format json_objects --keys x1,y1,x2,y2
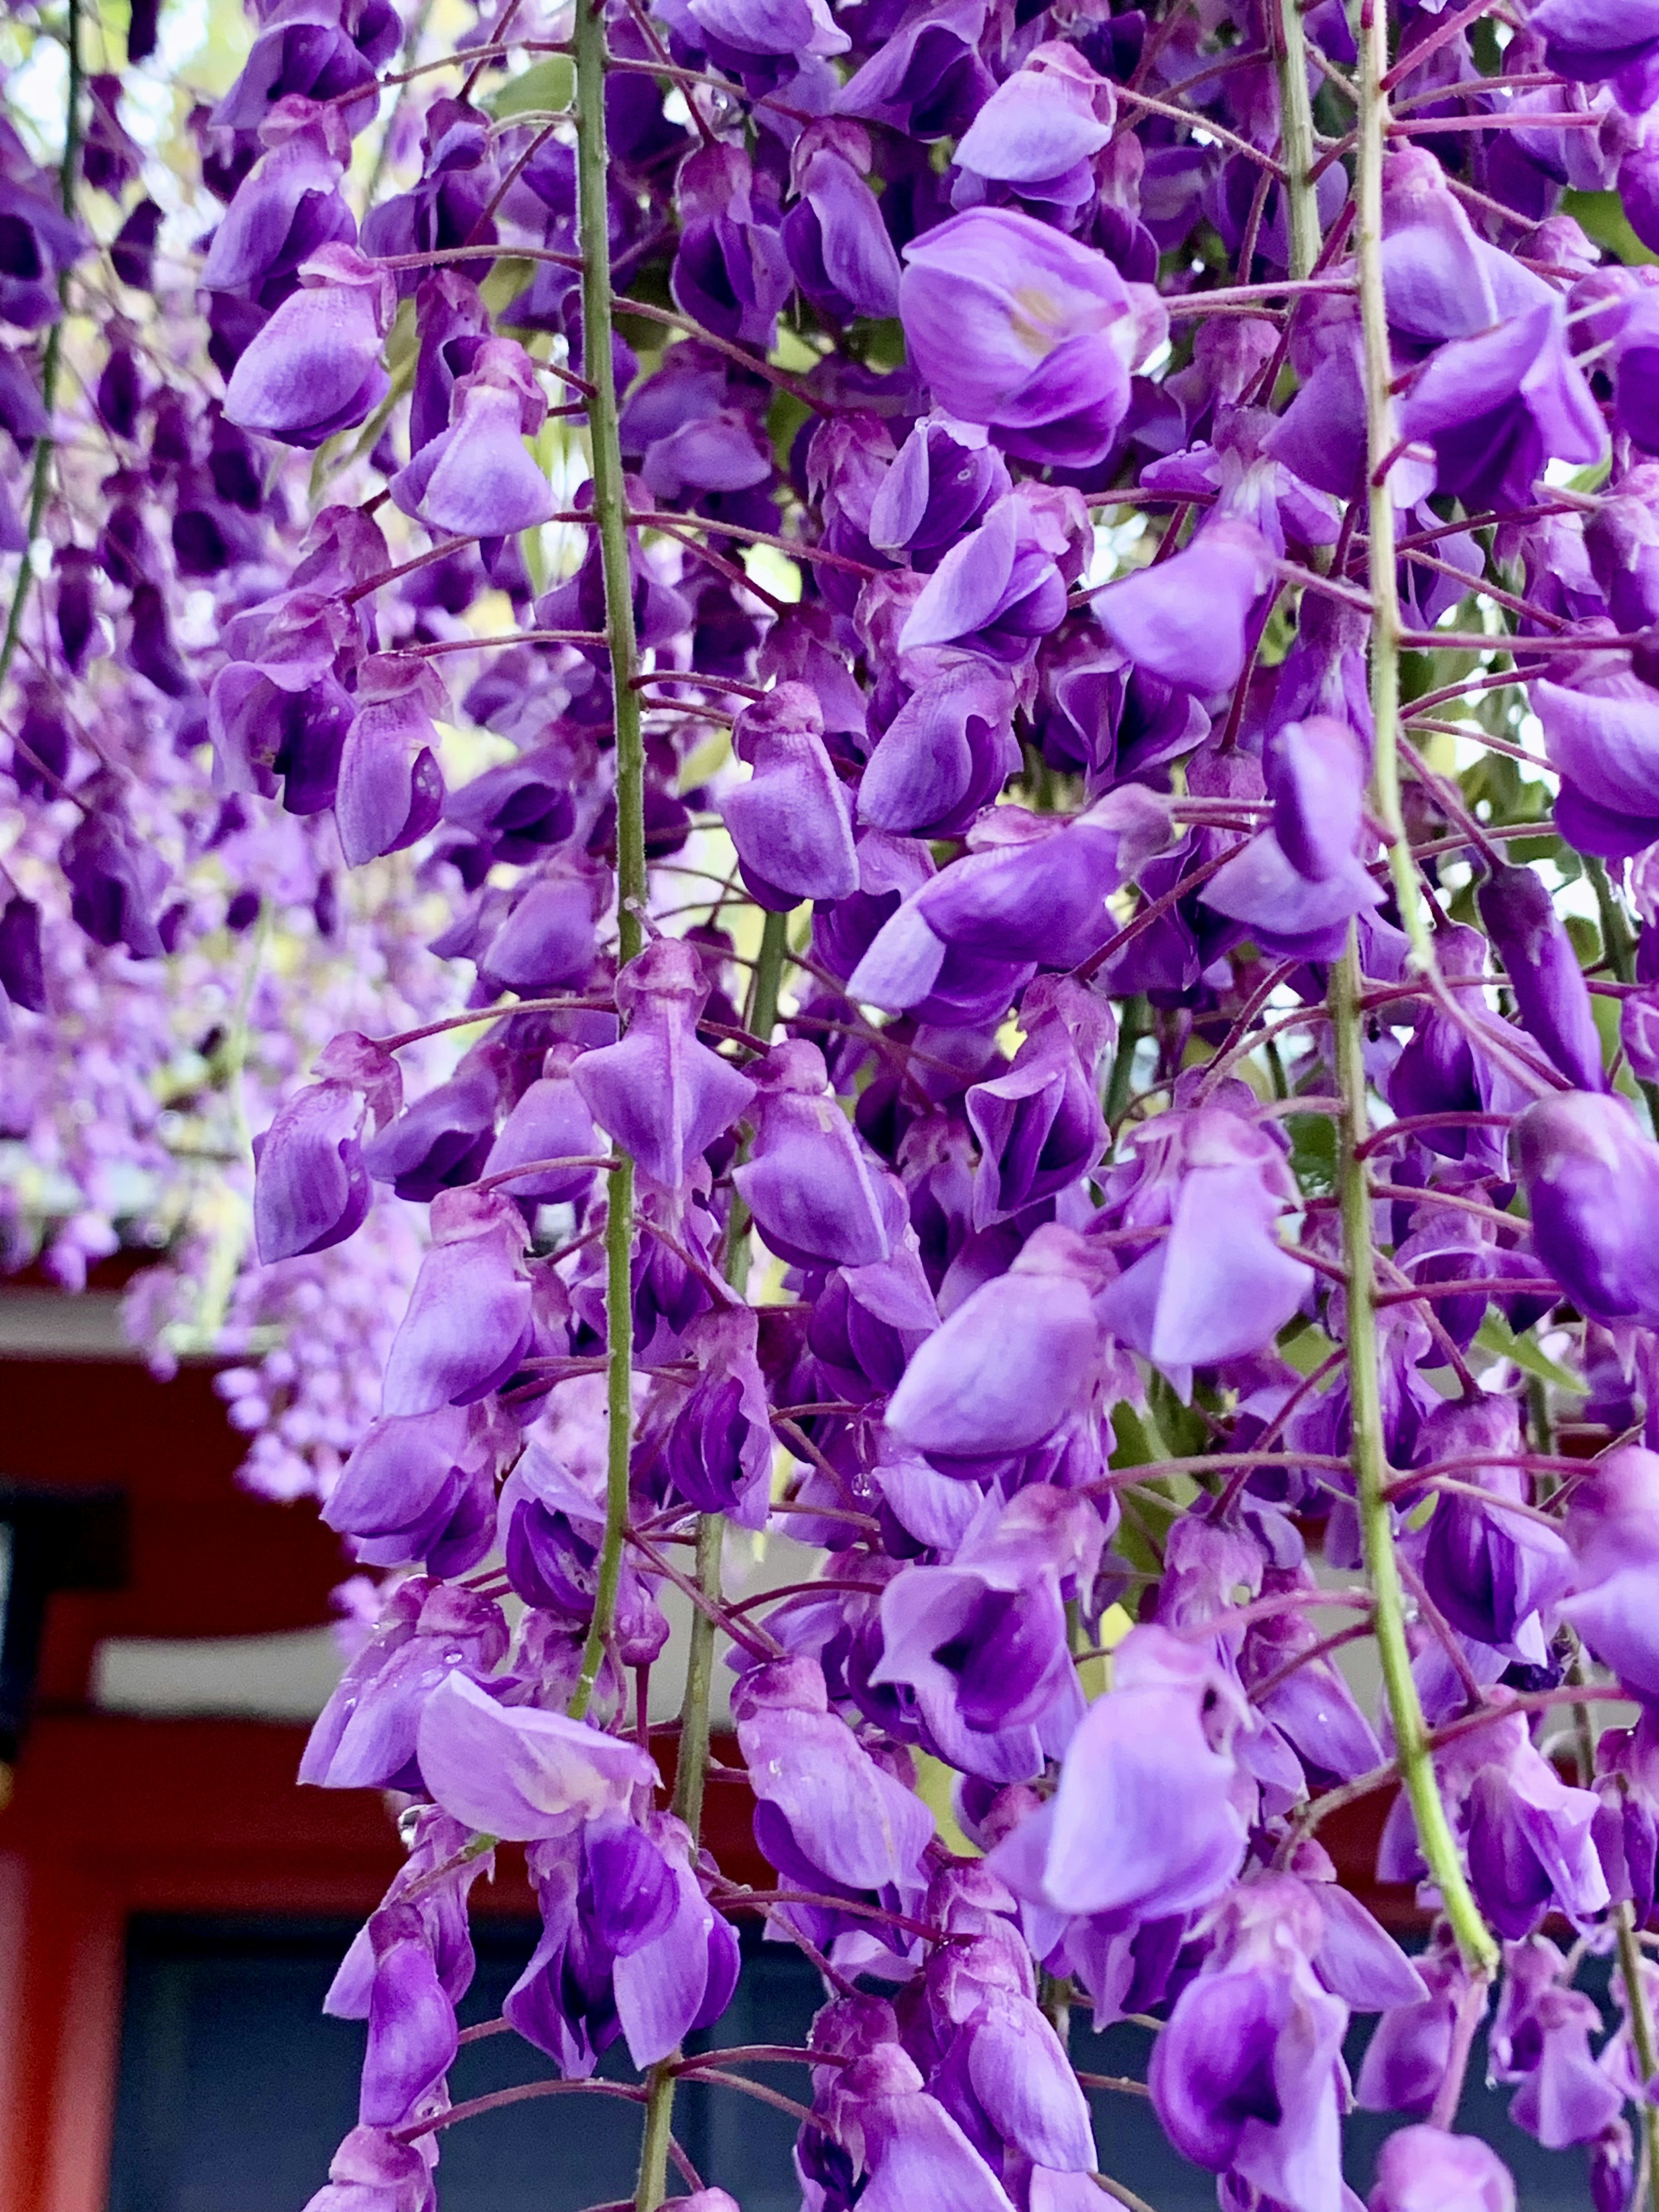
[
  {"x1": 1562, "y1": 1446, "x2": 1659, "y2": 1696},
  {"x1": 671, "y1": 144, "x2": 792, "y2": 352},
  {"x1": 1534, "y1": 675, "x2": 1659, "y2": 860},
  {"x1": 1488, "y1": 1935, "x2": 1624, "y2": 2149},
  {"x1": 443, "y1": 741, "x2": 581, "y2": 865},
  {"x1": 0, "y1": 168, "x2": 84, "y2": 328},
  {"x1": 505, "y1": 1810, "x2": 737, "y2": 2074},
  {"x1": 783, "y1": 132, "x2": 903, "y2": 324},
  {"x1": 61, "y1": 803, "x2": 169, "y2": 958},
  {"x1": 872, "y1": 1484, "x2": 1102, "y2": 1780},
  {"x1": 964, "y1": 977, "x2": 1109, "y2": 1227},
  {"x1": 1398, "y1": 301, "x2": 1603, "y2": 514},
  {"x1": 899, "y1": 208, "x2": 1161, "y2": 467},
  {"x1": 109, "y1": 197, "x2": 163, "y2": 290},
  {"x1": 1411, "y1": 1395, "x2": 1574, "y2": 1659},
  {"x1": 1150, "y1": 1877, "x2": 1348, "y2": 2212},
  {"x1": 1387, "y1": 925, "x2": 1525, "y2": 1172},
  {"x1": 253, "y1": 1078, "x2": 372, "y2": 1262},
  {"x1": 1356, "y1": 1924, "x2": 1474, "y2": 2117},
  {"x1": 834, "y1": 0, "x2": 994, "y2": 141},
  {"x1": 1515, "y1": 1092, "x2": 1659, "y2": 1327},
  {"x1": 868, "y1": 419, "x2": 1010, "y2": 571},
  {"x1": 1477, "y1": 864, "x2": 1606, "y2": 1093},
  {"x1": 213, "y1": 0, "x2": 398, "y2": 138},
  {"x1": 324, "y1": 1404, "x2": 496, "y2": 1575},
  {"x1": 1529, "y1": 0, "x2": 1659, "y2": 112},
  {"x1": 361, "y1": 1065, "x2": 497, "y2": 1204},
  {"x1": 0, "y1": 893, "x2": 46, "y2": 1015},
  {"x1": 658, "y1": 1304, "x2": 775, "y2": 1525}
]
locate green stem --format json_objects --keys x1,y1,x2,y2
[
  {"x1": 1355, "y1": 0, "x2": 1432, "y2": 972},
  {"x1": 575, "y1": 0, "x2": 646, "y2": 963},
  {"x1": 635, "y1": 1464, "x2": 725, "y2": 2210},
  {"x1": 1105, "y1": 995, "x2": 1148, "y2": 1125},
  {"x1": 724, "y1": 906, "x2": 790, "y2": 1290},
  {"x1": 1343, "y1": 32, "x2": 1488, "y2": 1973},
  {"x1": 671, "y1": 1514, "x2": 723, "y2": 1837},
  {"x1": 1617, "y1": 1901, "x2": 1659, "y2": 2212},
  {"x1": 1586, "y1": 855, "x2": 1659, "y2": 1134},
  {"x1": 0, "y1": 0, "x2": 81, "y2": 693},
  {"x1": 1274, "y1": 0, "x2": 1320, "y2": 281},
  {"x1": 363, "y1": 0, "x2": 437, "y2": 206},
  {"x1": 748, "y1": 906, "x2": 789, "y2": 1043},
  {"x1": 570, "y1": 1151, "x2": 635, "y2": 1723},
  {"x1": 567, "y1": 0, "x2": 647, "y2": 1722},
  {"x1": 1332, "y1": 933, "x2": 1499, "y2": 1976}
]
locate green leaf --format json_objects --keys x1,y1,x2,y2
[
  {"x1": 1472, "y1": 1311, "x2": 1584, "y2": 1395},
  {"x1": 490, "y1": 56, "x2": 573, "y2": 118},
  {"x1": 1284, "y1": 1110, "x2": 1337, "y2": 1198},
  {"x1": 1108, "y1": 1399, "x2": 1165, "y2": 1471},
  {"x1": 1564, "y1": 190, "x2": 1659, "y2": 269}
]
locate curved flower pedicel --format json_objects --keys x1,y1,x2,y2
[{"x1": 15, "y1": 1, "x2": 1659, "y2": 2209}]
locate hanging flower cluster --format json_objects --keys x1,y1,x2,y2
[{"x1": 16, "y1": 0, "x2": 1659, "y2": 2204}]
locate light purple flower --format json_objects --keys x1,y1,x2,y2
[
  {"x1": 733, "y1": 1040, "x2": 901, "y2": 1270},
  {"x1": 990, "y1": 1624, "x2": 1249, "y2": 1922},
  {"x1": 415, "y1": 1669, "x2": 655, "y2": 1840},
  {"x1": 898, "y1": 489, "x2": 1074, "y2": 663},
  {"x1": 391, "y1": 338, "x2": 554, "y2": 539},
  {"x1": 721, "y1": 683, "x2": 858, "y2": 910},
  {"x1": 899, "y1": 207, "x2": 1160, "y2": 466},
  {"x1": 1370, "y1": 2128, "x2": 1515, "y2": 2212},
  {"x1": 379, "y1": 1189, "x2": 533, "y2": 1417},
  {"x1": 885, "y1": 1226, "x2": 1100, "y2": 1459},
  {"x1": 223, "y1": 244, "x2": 394, "y2": 449},
  {"x1": 1562, "y1": 1446, "x2": 1659, "y2": 1696},
  {"x1": 573, "y1": 938, "x2": 756, "y2": 1191},
  {"x1": 1094, "y1": 519, "x2": 1274, "y2": 696}
]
